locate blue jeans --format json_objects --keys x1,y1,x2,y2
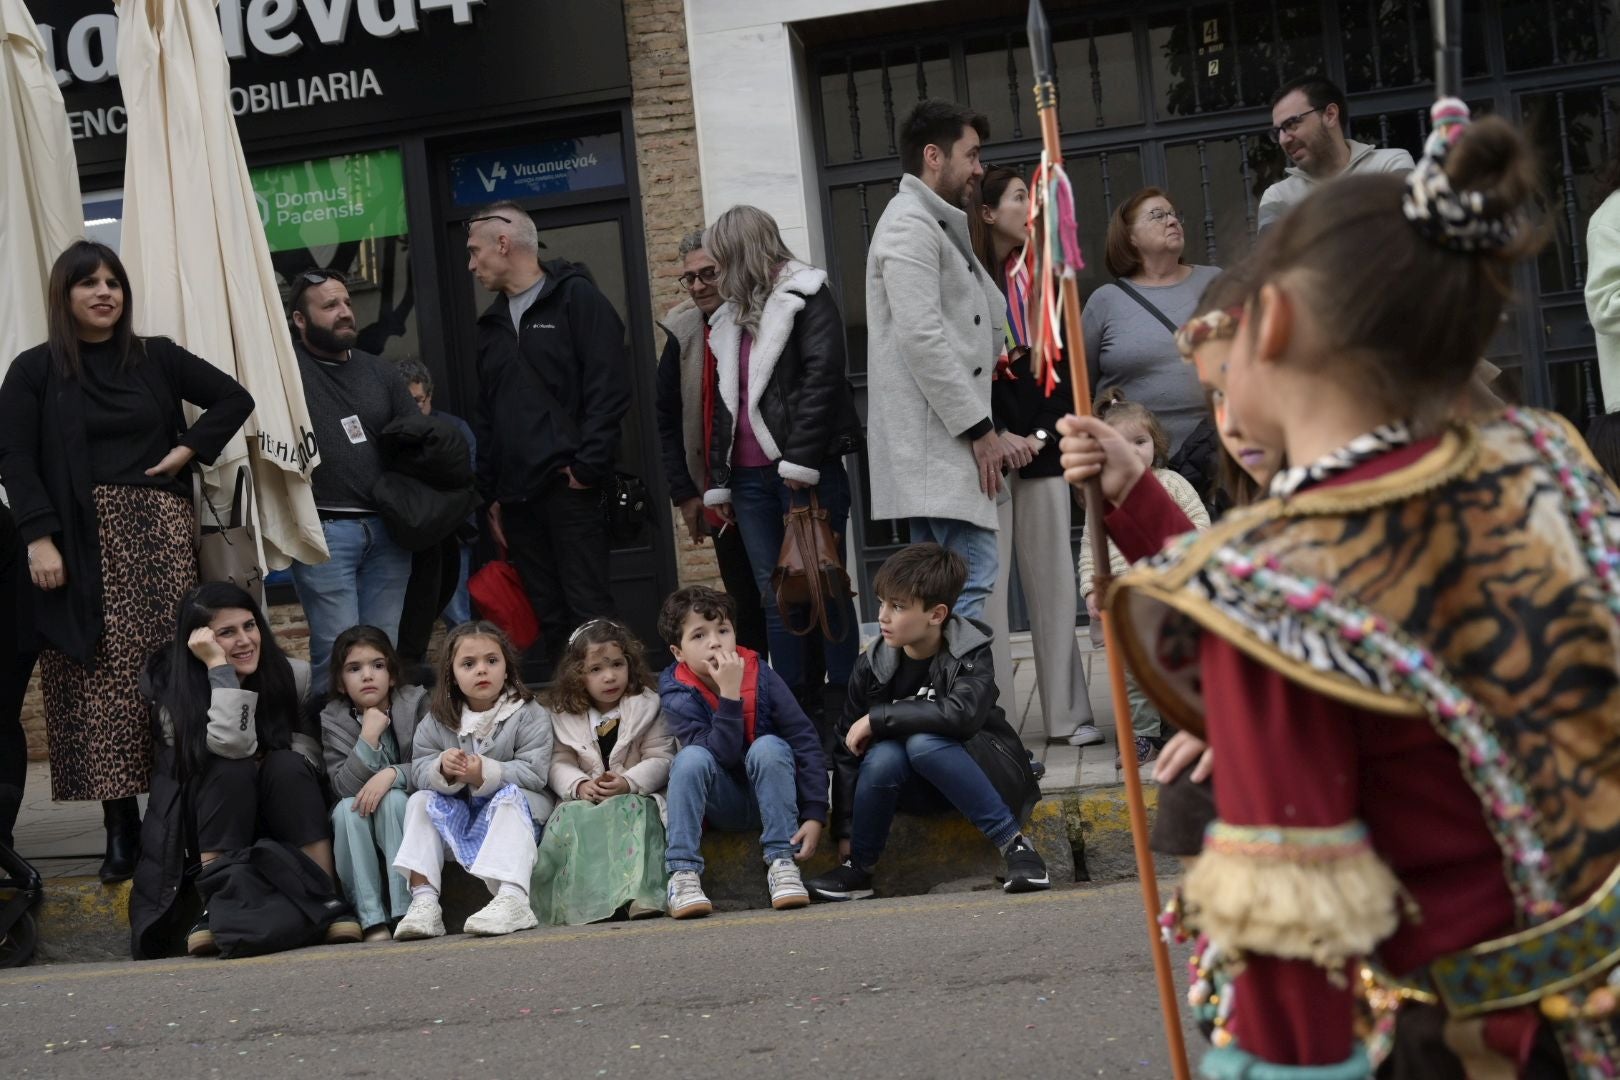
[
  {"x1": 290, "y1": 516, "x2": 413, "y2": 688},
  {"x1": 663, "y1": 737, "x2": 800, "y2": 874},
  {"x1": 441, "y1": 544, "x2": 472, "y2": 628},
  {"x1": 907, "y1": 517, "x2": 998, "y2": 620},
  {"x1": 850, "y1": 733, "x2": 1020, "y2": 869},
  {"x1": 730, "y1": 461, "x2": 859, "y2": 692}
]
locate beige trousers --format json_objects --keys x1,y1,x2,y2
[{"x1": 986, "y1": 473, "x2": 1095, "y2": 739}]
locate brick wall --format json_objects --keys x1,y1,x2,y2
[{"x1": 624, "y1": 0, "x2": 721, "y2": 590}]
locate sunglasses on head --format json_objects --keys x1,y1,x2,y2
[{"x1": 288, "y1": 267, "x2": 348, "y2": 309}]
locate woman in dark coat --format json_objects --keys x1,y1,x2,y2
[{"x1": 0, "y1": 241, "x2": 253, "y2": 883}]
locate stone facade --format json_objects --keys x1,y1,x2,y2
[{"x1": 624, "y1": 0, "x2": 720, "y2": 590}]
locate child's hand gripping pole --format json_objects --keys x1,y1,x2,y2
[{"x1": 1026, "y1": 3, "x2": 1190, "y2": 1073}]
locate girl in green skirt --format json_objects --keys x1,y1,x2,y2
[{"x1": 531, "y1": 619, "x2": 675, "y2": 924}]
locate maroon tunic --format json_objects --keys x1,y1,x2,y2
[{"x1": 1105, "y1": 451, "x2": 1527, "y2": 1066}]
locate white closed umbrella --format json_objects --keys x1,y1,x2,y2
[
  {"x1": 0, "y1": 0, "x2": 83, "y2": 371},
  {"x1": 116, "y1": 0, "x2": 326, "y2": 568}
]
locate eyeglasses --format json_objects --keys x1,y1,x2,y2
[
  {"x1": 678, "y1": 266, "x2": 719, "y2": 290},
  {"x1": 464, "y1": 213, "x2": 512, "y2": 234},
  {"x1": 1137, "y1": 208, "x2": 1185, "y2": 226},
  {"x1": 287, "y1": 267, "x2": 347, "y2": 310},
  {"x1": 1268, "y1": 108, "x2": 1321, "y2": 143}
]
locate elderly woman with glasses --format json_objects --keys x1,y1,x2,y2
[{"x1": 1082, "y1": 187, "x2": 1220, "y2": 468}]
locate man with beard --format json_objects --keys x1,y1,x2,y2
[
  {"x1": 864, "y1": 99, "x2": 1008, "y2": 619},
  {"x1": 287, "y1": 269, "x2": 419, "y2": 688},
  {"x1": 1257, "y1": 76, "x2": 1414, "y2": 232}
]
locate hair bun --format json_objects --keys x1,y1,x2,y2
[{"x1": 1438, "y1": 115, "x2": 1544, "y2": 260}]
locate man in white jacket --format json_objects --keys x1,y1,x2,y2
[
  {"x1": 864, "y1": 100, "x2": 1009, "y2": 619},
  {"x1": 1257, "y1": 76, "x2": 1415, "y2": 233}
]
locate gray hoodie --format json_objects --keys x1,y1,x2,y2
[{"x1": 1257, "y1": 140, "x2": 1415, "y2": 232}]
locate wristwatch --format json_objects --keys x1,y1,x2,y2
[{"x1": 1033, "y1": 428, "x2": 1052, "y2": 447}]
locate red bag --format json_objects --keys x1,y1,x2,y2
[{"x1": 467, "y1": 548, "x2": 540, "y2": 651}]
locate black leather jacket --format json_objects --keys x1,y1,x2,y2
[
  {"x1": 831, "y1": 616, "x2": 1040, "y2": 840},
  {"x1": 704, "y1": 270, "x2": 863, "y2": 492}
]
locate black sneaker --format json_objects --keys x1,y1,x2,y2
[
  {"x1": 806, "y1": 860, "x2": 875, "y2": 902},
  {"x1": 186, "y1": 913, "x2": 217, "y2": 957},
  {"x1": 1002, "y1": 838, "x2": 1051, "y2": 894}
]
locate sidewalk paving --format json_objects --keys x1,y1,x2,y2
[{"x1": 11, "y1": 630, "x2": 1134, "y2": 880}]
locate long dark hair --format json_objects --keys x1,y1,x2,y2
[
  {"x1": 540, "y1": 619, "x2": 653, "y2": 716},
  {"x1": 46, "y1": 241, "x2": 141, "y2": 379},
  {"x1": 971, "y1": 165, "x2": 1025, "y2": 288},
  {"x1": 148, "y1": 582, "x2": 298, "y2": 778},
  {"x1": 429, "y1": 621, "x2": 533, "y2": 731}
]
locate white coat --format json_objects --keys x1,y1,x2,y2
[{"x1": 864, "y1": 174, "x2": 1005, "y2": 531}]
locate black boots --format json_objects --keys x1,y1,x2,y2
[{"x1": 99, "y1": 796, "x2": 141, "y2": 884}]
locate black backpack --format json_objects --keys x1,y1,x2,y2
[{"x1": 195, "y1": 840, "x2": 347, "y2": 958}]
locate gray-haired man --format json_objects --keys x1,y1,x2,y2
[{"x1": 465, "y1": 202, "x2": 629, "y2": 668}]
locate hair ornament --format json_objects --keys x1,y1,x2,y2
[
  {"x1": 1402, "y1": 98, "x2": 1523, "y2": 254},
  {"x1": 1175, "y1": 306, "x2": 1244, "y2": 359}
]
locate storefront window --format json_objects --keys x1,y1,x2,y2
[
  {"x1": 254, "y1": 147, "x2": 419, "y2": 367},
  {"x1": 80, "y1": 191, "x2": 125, "y2": 252}
]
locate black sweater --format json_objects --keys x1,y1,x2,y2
[{"x1": 0, "y1": 337, "x2": 253, "y2": 662}]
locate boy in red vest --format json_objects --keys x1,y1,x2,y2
[{"x1": 657, "y1": 587, "x2": 827, "y2": 918}]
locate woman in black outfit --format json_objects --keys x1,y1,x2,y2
[
  {"x1": 0, "y1": 242, "x2": 254, "y2": 883},
  {"x1": 0, "y1": 502, "x2": 36, "y2": 852},
  {"x1": 133, "y1": 582, "x2": 358, "y2": 958}
]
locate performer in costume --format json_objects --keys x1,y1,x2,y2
[{"x1": 1060, "y1": 106, "x2": 1620, "y2": 1077}]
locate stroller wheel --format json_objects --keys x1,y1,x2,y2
[{"x1": 0, "y1": 909, "x2": 37, "y2": 968}]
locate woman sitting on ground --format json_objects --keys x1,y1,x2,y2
[{"x1": 131, "y1": 582, "x2": 360, "y2": 959}]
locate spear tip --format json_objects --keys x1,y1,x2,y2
[{"x1": 1027, "y1": 0, "x2": 1054, "y2": 84}]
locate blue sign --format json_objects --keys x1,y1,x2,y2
[{"x1": 448, "y1": 135, "x2": 626, "y2": 207}]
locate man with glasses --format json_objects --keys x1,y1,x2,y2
[
  {"x1": 287, "y1": 269, "x2": 420, "y2": 688},
  {"x1": 465, "y1": 201, "x2": 629, "y2": 672},
  {"x1": 1257, "y1": 76, "x2": 1414, "y2": 232}
]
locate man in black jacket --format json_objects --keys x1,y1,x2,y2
[
  {"x1": 806, "y1": 543, "x2": 1046, "y2": 902},
  {"x1": 465, "y1": 203, "x2": 629, "y2": 669}
]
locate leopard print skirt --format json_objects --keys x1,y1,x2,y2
[{"x1": 41, "y1": 485, "x2": 197, "y2": 802}]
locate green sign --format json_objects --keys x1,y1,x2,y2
[{"x1": 250, "y1": 149, "x2": 406, "y2": 253}]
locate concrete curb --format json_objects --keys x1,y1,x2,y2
[{"x1": 18, "y1": 784, "x2": 1160, "y2": 965}]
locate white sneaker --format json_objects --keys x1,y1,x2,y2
[
  {"x1": 767, "y1": 858, "x2": 810, "y2": 910},
  {"x1": 626, "y1": 899, "x2": 664, "y2": 920},
  {"x1": 462, "y1": 892, "x2": 539, "y2": 936},
  {"x1": 1068, "y1": 723, "x2": 1106, "y2": 747},
  {"x1": 392, "y1": 894, "x2": 445, "y2": 940},
  {"x1": 667, "y1": 870, "x2": 713, "y2": 919}
]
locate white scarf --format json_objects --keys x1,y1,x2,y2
[{"x1": 458, "y1": 693, "x2": 525, "y2": 746}]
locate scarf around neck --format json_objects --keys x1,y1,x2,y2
[
  {"x1": 459, "y1": 693, "x2": 525, "y2": 745},
  {"x1": 1268, "y1": 422, "x2": 1415, "y2": 500}
]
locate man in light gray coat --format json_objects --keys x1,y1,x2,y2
[
  {"x1": 1257, "y1": 75, "x2": 1415, "y2": 232},
  {"x1": 864, "y1": 99, "x2": 1009, "y2": 619}
]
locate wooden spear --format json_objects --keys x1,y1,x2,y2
[{"x1": 1024, "y1": 3, "x2": 1191, "y2": 1077}]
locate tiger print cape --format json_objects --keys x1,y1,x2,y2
[{"x1": 1108, "y1": 407, "x2": 1620, "y2": 925}]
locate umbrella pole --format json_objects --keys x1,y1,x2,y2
[{"x1": 1026, "y1": 8, "x2": 1191, "y2": 1076}]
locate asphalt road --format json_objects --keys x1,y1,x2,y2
[{"x1": 1, "y1": 882, "x2": 1198, "y2": 1079}]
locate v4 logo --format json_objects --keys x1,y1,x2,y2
[{"x1": 476, "y1": 161, "x2": 508, "y2": 193}]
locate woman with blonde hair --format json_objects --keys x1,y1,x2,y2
[{"x1": 701, "y1": 205, "x2": 863, "y2": 747}]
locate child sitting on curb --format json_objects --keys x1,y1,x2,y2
[
  {"x1": 532, "y1": 618, "x2": 675, "y2": 925},
  {"x1": 657, "y1": 586, "x2": 827, "y2": 919},
  {"x1": 808, "y1": 543, "x2": 1045, "y2": 901}
]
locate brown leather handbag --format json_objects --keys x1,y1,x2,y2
[{"x1": 772, "y1": 492, "x2": 853, "y2": 640}]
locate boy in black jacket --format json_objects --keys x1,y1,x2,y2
[{"x1": 807, "y1": 544, "x2": 1046, "y2": 901}]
